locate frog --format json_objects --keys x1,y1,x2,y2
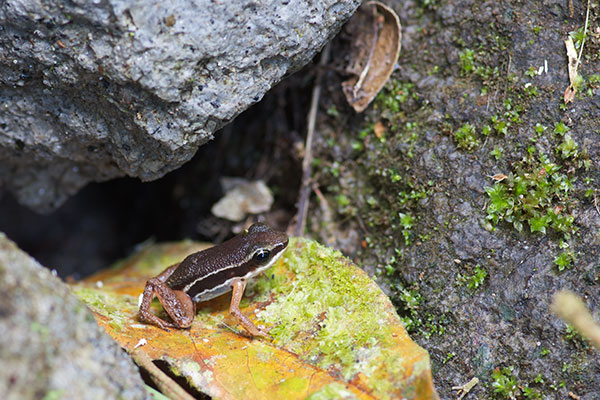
[{"x1": 138, "y1": 223, "x2": 288, "y2": 337}]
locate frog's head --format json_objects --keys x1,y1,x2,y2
[{"x1": 243, "y1": 223, "x2": 289, "y2": 269}]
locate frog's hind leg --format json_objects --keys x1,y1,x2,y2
[
  {"x1": 138, "y1": 263, "x2": 196, "y2": 330},
  {"x1": 153, "y1": 284, "x2": 195, "y2": 329}
]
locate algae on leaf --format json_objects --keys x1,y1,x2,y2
[{"x1": 72, "y1": 238, "x2": 438, "y2": 400}]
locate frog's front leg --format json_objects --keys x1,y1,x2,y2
[
  {"x1": 139, "y1": 263, "x2": 196, "y2": 331},
  {"x1": 229, "y1": 278, "x2": 270, "y2": 338}
]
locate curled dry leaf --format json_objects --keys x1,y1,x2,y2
[
  {"x1": 342, "y1": 1, "x2": 402, "y2": 112},
  {"x1": 71, "y1": 238, "x2": 438, "y2": 400},
  {"x1": 490, "y1": 173, "x2": 508, "y2": 182},
  {"x1": 563, "y1": 37, "x2": 578, "y2": 104}
]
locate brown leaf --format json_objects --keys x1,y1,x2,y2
[
  {"x1": 71, "y1": 238, "x2": 438, "y2": 400},
  {"x1": 563, "y1": 83, "x2": 576, "y2": 104},
  {"x1": 490, "y1": 173, "x2": 508, "y2": 182},
  {"x1": 373, "y1": 121, "x2": 385, "y2": 138},
  {"x1": 342, "y1": 2, "x2": 402, "y2": 112},
  {"x1": 563, "y1": 37, "x2": 578, "y2": 103}
]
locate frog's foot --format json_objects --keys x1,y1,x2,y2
[{"x1": 139, "y1": 278, "x2": 195, "y2": 331}]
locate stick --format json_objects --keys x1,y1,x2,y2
[
  {"x1": 575, "y1": 0, "x2": 591, "y2": 73},
  {"x1": 130, "y1": 349, "x2": 196, "y2": 400},
  {"x1": 551, "y1": 290, "x2": 600, "y2": 350},
  {"x1": 295, "y1": 43, "x2": 331, "y2": 237}
]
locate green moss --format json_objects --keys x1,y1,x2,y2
[
  {"x1": 453, "y1": 123, "x2": 480, "y2": 151},
  {"x1": 490, "y1": 146, "x2": 504, "y2": 160},
  {"x1": 556, "y1": 134, "x2": 578, "y2": 159},
  {"x1": 456, "y1": 265, "x2": 488, "y2": 291},
  {"x1": 72, "y1": 286, "x2": 136, "y2": 330},
  {"x1": 485, "y1": 151, "x2": 577, "y2": 237},
  {"x1": 491, "y1": 366, "x2": 519, "y2": 399},
  {"x1": 459, "y1": 49, "x2": 475, "y2": 76},
  {"x1": 554, "y1": 251, "x2": 575, "y2": 271},
  {"x1": 257, "y1": 238, "x2": 396, "y2": 380},
  {"x1": 374, "y1": 80, "x2": 416, "y2": 114}
]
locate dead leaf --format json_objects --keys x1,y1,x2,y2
[
  {"x1": 71, "y1": 238, "x2": 438, "y2": 400},
  {"x1": 490, "y1": 173, "x2": 508, "y2": 182},
  {"x1": 564, "y1": 83, "x2": 576, "y2": 104},
  {"x1": 342, "y1": 2, "x2": 402, "y2": 112},
  {"x1": 563, "y1": 37, "x2": 579, "y2": 103},
  {"x1": 565, "y1": 37, "x2": 578, "y2": 84},
  {"x1": 373, "y1": 121, "x2": 385, "y2": 138}
]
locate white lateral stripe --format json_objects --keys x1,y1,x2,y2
[
  {"x1": 183, "y1": 245, "x2": 284, "y2": 293},
  {"x1": 191, "y1": 250, "x2": 284, "y2": 302}
]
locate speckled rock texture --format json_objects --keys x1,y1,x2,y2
[
  {"x1": 0, "y1": 0, "x2": 361, "y2": 212},
  {"x1": 0, "y1": 232, "x2": 148, "y2": 400},
  {"x1": 307, "y1": 0, "x2": 600, "y2": 398}
]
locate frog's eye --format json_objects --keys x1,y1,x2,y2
[{"x1": 253, "y1": 249, "x2": 271, "y2": 263}]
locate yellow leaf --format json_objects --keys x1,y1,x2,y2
[{"x1": 72, "y1": 238, "x2": 438, "y2": 400}]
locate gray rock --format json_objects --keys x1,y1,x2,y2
[
  {"x1": 0, "y1": 0, "x2": 361, "y2": 212},
  {"x1": 0, "y1": 232, "x2": 148, "y2": 400}
]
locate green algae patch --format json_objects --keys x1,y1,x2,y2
[
  {"x1": 71, "y1": 239, "x2": 437, "y2": 400},
  {"x1": 257, "y1": 238, "x2": 438, "y2": 399}
]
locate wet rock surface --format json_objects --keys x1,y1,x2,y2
[
  {"x1": 309, "y1": 0, "x2": 600, "y2": 398},
  {"x1": 0, "y1": 232, "x2": 148, "y2": 400},
  {"x1": 0, "y1": 0, "x2": 360, "y2": 212}
]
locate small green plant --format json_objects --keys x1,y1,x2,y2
[
  {"x1": 564, "y1": 324, "x2": 586, "y2": 346},
  {"x1": 443, "y1": 352, "x2": 456, "y2": 363},
  {"x1": 556, "y1": 134, "x2": 579, "y2": 160},
  {"x1": 524, "y1": 84, "x2": 539, "y2": 97},
  {"x1": 375, "y1": 80, "x2": 416, "y2": 113},
  {"x1": 454, "y1": 122, "x2": 480, "y2": 151},
  {"x1": 491, "y1": 366, "x2": 519, "y2": 399},
  {"x1": 491, "y1": 146, "x2": 504, "y2": 160},
  {"x1": 459, "y1": 49, "x2": 475, "y2": 75},
  {"x1": 554, "y1": 250, "x2": 575, "y2": 271},
  {"x1": 588, "y1": 73, "x2": 600, "y2": 86},
  {"x1": 394, "y1": 285, "x2": 423, "y2": 332},
  {"x1": 485, "y1": 152, "x2": 576, "y2": 236},
  {"x1": 534, "y1": 123, "x2": 546, "y2": 135},
  {"x1": 522, "y1": 385, "x2": 542, "y2": 399},
  {"x1": 525, "y1": 66, "x2": 537, "y2": 78},
  {"x1": 491, "y1": 115, "x2": 509, "y2": 135},
  {"x1": 553, "y1": 121, "x2": 569, "y2": 136},
  {"x1": 569, "y1": 26, "x2": 587, "y2": 49},
  {"x1": 456, "y1": 265, "x2": 488, "y2": 290},
  {"x1": 326, "y1": 105, "x2": 340, "y2": 117},
  {"x1": 398, "y1": 212, "x2": 414, "y2": 245}
]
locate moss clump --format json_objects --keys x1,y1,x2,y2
[
  {"x1": 257, "y1": 238, "x2": 393, "y2": 380},
  {"x1": 453, "y1": 122, "x2": 480, "y2": 151},
  {"x1": 485, "y1": 151, "x2": 577, "y2": 236}
]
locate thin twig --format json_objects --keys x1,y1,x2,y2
[
  {"x1": 130, "y1": 349, "x2": 196, "y2": 400},
  {"x1": 353, "y1": 4, "x2": 379, "y2": 97},
  {"x1": 575, "y1": 0, "x2": 591, "y2": 73},
  {"x1": 295, "y1": 43, "x2": 331, "y2": 237}
]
